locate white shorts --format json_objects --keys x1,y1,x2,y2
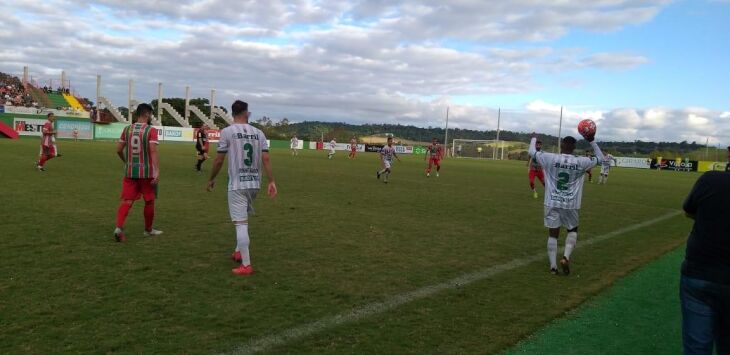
[
  {"x1": 600, "y1": 166, "x2": 610, "y2": 175},
  {"x1": 383, "y1": 160, "x2": 392, "y2": 169},
  {"x1": 329, "y1": 149, "x2": 335, "y2": 154},
  {"x1": 228, "y1": 189, "x2": 258, "y2": 222},
  {"x1": 544, "y1": 207, "x2": 580, "y2": 230}
]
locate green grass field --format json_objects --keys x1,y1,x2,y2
[{"x1": 0, "y1": 138, "x2": 696, "y2": 353}]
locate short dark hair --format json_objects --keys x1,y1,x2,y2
[
  {"x1": 562, "y1": 136, "x2": 577, "y2": 145},
  {"x1": 47, "y1": 112, "x2": 54, "y2": 118},
  {"x1": 536, "y1": 140, "x2": 542, "y2": 144},
  {"x1": 136, "y1": 103, "x2": 153, "y2": 116},
  {"x1": 232, "y1": 100, "x2": 248, "y2": 117},
  {"x1": 727, "y1": 146, "x2": 730, "y2": 152}
]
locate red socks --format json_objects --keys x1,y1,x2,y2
[
  {"x1": 116, "y1": 202, "x2": 132, "y2": 228},
  {"x1": 144, "y1": 202, "x2": 155, "y2": 231}
]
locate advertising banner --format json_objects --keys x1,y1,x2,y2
[
  {"x1": 191, "y1": 128, "x2": 221, "y2": 143},
  {"x1": 163, "y1": 126, "x2": 194, "y2": 142},
  {"x1": 94, "y1": 122, "x2": 128, "y2": 139},
  {"x1": 57, "y1": 120, "x2": 93, "y2": 140},
  {"x1": 13, "y1": 118, "x2": 46, "y2": 136},
  {"x1": 394, "y1": 145, "x2": 413, "y2": 154},
  {"x1": 365, "y1": 144, "x2": 384, "y2": 152},
  {"x1": 413, "y1": 146, "x2": 427, "y2": 155},
  {"x1": 614, "y1": 157, "x2": 651, "y2": 169},
  {"x1": 697, "y1": 161, "x2": 728, "y2": 172},
  {"x1": 650, "y1": 158, "x2": 697, "y2": 171},
  {"x1": 0, "y1": 105, "x2": 4, "y2": 113}
]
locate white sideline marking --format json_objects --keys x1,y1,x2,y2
[{"x1": 229, "y1": 210, "x2": 683, "y2": 354}]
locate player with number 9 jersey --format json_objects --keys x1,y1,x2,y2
[
  {"x1": 120, "y1": 123, "x2": 159, "y2": 179},
  {"x1": 113, "y1": 103, "x2": 162, "y2": 242}
]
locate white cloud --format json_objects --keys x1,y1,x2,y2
[{"x1": 2, "y1": 0, "x2": 726, "y2": 146}]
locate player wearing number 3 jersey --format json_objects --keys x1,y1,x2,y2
[
  {"x1": 207, "y1": 100, "x2": 277, "y2": 276},
  {"x1": 113, "y1": 103, "x2": 162, "y2": 242},
  {"x1": 529, "y1": 133, "x2": 603, "y2": 275}
]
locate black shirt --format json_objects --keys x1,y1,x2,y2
[
  {"x1": 196, "y1": 130, "x2": 207, "y2": 149},
  {"x1": 682, "y1": 171, "x2": 730, "y2": 284}
]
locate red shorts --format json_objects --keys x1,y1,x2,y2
[
  {"x1": 40, "y1": 144, "x2": 57, "y2": 157},
  {"x1": 121, "y1": 177, "x2": 156, "y2": 201},
  {"x1": 429, "y1": 157, "x2": 441, "y2": 166},
  {"x1": 529, "y1": 169, "x2": 545, "y2": 185}
]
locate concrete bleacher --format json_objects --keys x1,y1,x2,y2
[{"x1": 46, "y1": 92, "x2": 70, "y2": 109}]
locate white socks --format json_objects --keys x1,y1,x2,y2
[
  {"x1": 547, "y1": 237, "x2": 558, "y2": 269},
  {"x1": 564, "y1": 232, "x2": 577, "y2": 260},
  {"x1": 236, "y1": 224, "x2": 251, "y2": 266}
]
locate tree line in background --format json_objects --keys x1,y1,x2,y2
[{"x1": 116, "y1": 97, "x2": 718, "y2": 159}]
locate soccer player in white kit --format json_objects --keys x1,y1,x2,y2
[
  {"x1": 290, "y1": 135, "x2": 299, "y2": 156},
  {"x1": 598, "y1": 153, "x2": 617, "y2": 184},
  {"x1": 207, "y1": 100, "x2": 277, "y2": 276},
  {"x1": 376, "y1": 137, "x2": 401, "y2": 183},
  {"x1": 327, "y1": 138, "x2": 336, "y2": 159},
  {"x1": 529, "y1": 133, "x2": 604, "y2": 275}
]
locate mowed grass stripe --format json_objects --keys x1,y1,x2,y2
[
  {"x1": 507, "y1": 246, "x2": 685, "y2": 355},
  {"x1": 230, "y1": 210, "x2": 681, "y2": 355}
]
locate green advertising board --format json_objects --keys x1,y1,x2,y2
[{"x1": 94, "y1": 122, "x2": 128, "y2": 139}]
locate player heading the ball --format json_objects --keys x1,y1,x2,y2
[{"x1": 528, "y1": 119, "x2": 604, "y2": 276}]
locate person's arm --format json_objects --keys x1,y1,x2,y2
[
  {"x1": 528, "y1": 136, "x2": 538, "y2": 158},
  {"x1": 206, "y1": 153, "x2": 226, "y2": 191},
  {"x1": 261, "y1": 152, "x2": 277, "y2": 198},
  {"x1": 584, "y1": 133, "x2": 604, "y2": 167},
  {"x1": 527, "y1": 157, "x2": 532, "y2": 168},
  {"x1": 116, "y1": 142, "x2": 126, "y2": 163},
  {"x1": 395, "y1": 151, "x2": 401, "y2": 162},
  {"x1": 683, "y1": 173, "x2": 707, "y2": 219},
  {"x1": 149, "y1": 143, "x2": 159, "y2": 184}
]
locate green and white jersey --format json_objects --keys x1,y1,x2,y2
[
  {"x1": 217, "y1": 123, "x2": 269, "y2": 191},
  {"x1": 531, "y1": 139, "x2": 601, "y2": 209}
]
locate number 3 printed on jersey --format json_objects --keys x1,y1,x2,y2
[
  {"x1": 243, "y1": 143, "x2": 253, "y2": 166},
  {"x1": 557, "y1": 172, "x2": 570, "y2": 191}
]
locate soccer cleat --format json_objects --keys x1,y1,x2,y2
[
  {"x1": 550, "y1": 268, "x2": 559, "y2": 275},
  {"x1": 376, "y1": 171, "x2": 381, "y2": 180},
  {"x1": 436, "y1": 172, "x2": 440, "y2": 177},
  {"x1": 533, "y1": 191, "x2": 538, "y2": 199},
  {"x1": 144, "y1": 229, "x2": 164, "y2": 237},
  {"x1": 560, "y1": 256, "x2": 570, "y2": 275},
  {"x1": 426, "y1": 173, "x2": 430, "y2": 177},
  {"x1": 232, "y1": 264, "x2": 253, "y2": 276},
  {"x1": 231, "y1": 251, "x2": 242, "y2": 263},
  {"x1": 37, "y1": 165, "x2": 45, "y2": 171},
  {"x1": 114, "y1": 227, "x2": 126, "y2": 242}
]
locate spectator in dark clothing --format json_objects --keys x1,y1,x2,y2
[{"x1": 681, "y1": 170, "x2": 730, "y2": 355}]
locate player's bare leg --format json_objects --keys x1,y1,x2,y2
[
  {"x1": 232, "y1": 220, "x2": 253, "y2": 275},
  {"x1": 426, "y1": 160, "x2": 433, "y2": 177},
  {"x1": 561, "y1": 227, "x2": 578, "y2": 275},
  {"x1": 530, "y1": 176, "x2": 538, "y2": 199},
  {"x1": 114, "y1": 200, "x2": 134, "y2": 242},
  {"x1": 548, "y1": 227, "x2": 560, "y2": 275},
  {"x1": 435, "y1": 162, "x2": 441, "y2": 177}
]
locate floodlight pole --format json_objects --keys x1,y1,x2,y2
[
  {"x1": 210, "y1": 89, "x2": 216, "y2": 122},
  {"x1": 157, "y1": 82, "x2": 163, "y2": 124},
  {"x1": 705, "y1": 137, "x2": 709, "y2": 160},
  {"x1": 557, "y1": 106, "x2": 563, "y2": 154},
  {"x1": 185, "y1": 86, "x2": 190, "y2": 123},
  {"x1": 495, "y1": 108, "x2": 501, "y2": 159},
  {"x1": 96, "y1": 74, "x2": 101, "y2": 121},
  {"x1": 128, "y1": 79, "x2": 134, "y2": 122},
  {"x1": 444, "y1": 106, "x2": 450, "y2": 157}
]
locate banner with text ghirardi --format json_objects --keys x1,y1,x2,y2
[
  {"x1": 57, "y1": 120, "x2": 93, "y2": 140},
  {"x1": 13, "y1": 118, "x2": 47, "y2": 136},
  {"x1": 614, "y1": 157, "x2": 651, "y2": 169},
  {"x1": 94, "y1": 122, "x2": 128, "y2": 139}
]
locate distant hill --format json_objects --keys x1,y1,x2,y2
[{"x1": 249, "y1": 119, "x2": 714, "y2": 158}]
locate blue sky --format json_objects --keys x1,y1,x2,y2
[{"x1": 0, "y1": 0, "x2": 728, "y2": 144}]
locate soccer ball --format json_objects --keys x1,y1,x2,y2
[{"x1": 577, "y1": 119, "x2": 596, "y2": 138}]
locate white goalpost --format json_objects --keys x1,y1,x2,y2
[{"x1": 452, "y1": 139, "x2": 508, "y2": 160}]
